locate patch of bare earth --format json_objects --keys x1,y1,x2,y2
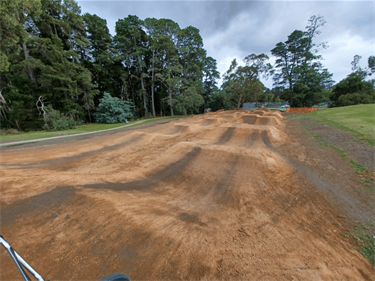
[
  {"x1": 299, "y1": 117, "x2": 375, "y2": 172},
  {"x1": 278, "y1": 116, "x2": 374, "y2": 223},
  {"x1": 1, "y1": 110, "x2": 374, "y2": 281}
]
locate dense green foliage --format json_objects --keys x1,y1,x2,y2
[
  {"x1": 1, "y1": 0, "x2": 98, "y2": 130},
  {"x1": 0, "y1": 0, "x2": 220, "y2": 130},
  {"x1": 1, "y1": 3, "x2": 373, "y2": 132},
  {"x1": 220, "y1": 54, "x2": 272, "y2": 109},
  {"x1": 94, "y1": 93, "x2": 134, "y2": 123},
  {"x1": 271, "y1": 16, "x2": 333, "y2": 107},
  {"x1": 330, "y1": 73, "x2": 375, "y2": 107},
  {"x1": 331, "y1": 55, "x2": 375, "y2": 107},
  {"x1": 43, "y1": 107, "x2": 77, "y2": 131}
]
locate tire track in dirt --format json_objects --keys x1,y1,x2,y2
[
  {"x1": 1, "y1": 186, "x2": 76, "y2": 225},
  {"x1": 84, "y1": 147, "x2": 201, "y2": 192},
  {"x1": 260, "y1": 129, "x2": 374, "y2": 222},
  {"x1": 216, "y1": 127, "x2": 235, "y2": 145},
  {"x1": 1, "y1": 109, "x2": 374, "y2": 281},
  {"x1": 243, "y1": 131, "x2": 260, "y2": 148}
]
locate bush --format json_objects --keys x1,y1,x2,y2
[
  {"x1": 94, "y1": 93, "x2": 134, "y2": 123},
  {"x1": 336, "y1": 92, "x2": 375, "y2": 106},
  {"x1": 175, "y1": 86, "x2": 204, "y2": 115},
  {"x1": 331, "y1": 72, "x2": 375, "y2": 107},
  {"x1": 43, "y1": 109, "x2": 77, "y2": 131}
]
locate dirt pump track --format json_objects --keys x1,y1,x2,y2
[{"x1": 0, "y1": 109, "x2": 374, "y2": 280}]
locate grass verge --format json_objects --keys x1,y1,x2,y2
[
  {"x1": 303, "y1": 128, "x2": 374, "y2": 191},
  {"x1": 291, "y1": 104, "x2": 375, "y2": 145},
  {"x1": 303, "y1": 129, "x2": 368, "y2": 172},
  {"x1": 342, "y1": 221, "x2": 375, "y2": 265},
  {"x1": 292, "y1": 106, "x2": 375, "y2": 263},
  {"x1": 0, "y1": 115, "x2": 186, "y2": 144}
]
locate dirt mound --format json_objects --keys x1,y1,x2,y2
[
  {"x1": 200, "y1": 118, "x2": 220, "y2": 126},
  {"x1": 252, "y1": 110, "x2": 283, "y2": 121},
  {"x1": 222, "y1": 114, "x2": 239, "y2": 122},
  {"x1": 190, "y1": 124, "x2": 283, "y2": 149},
  {"x1": 253, "y1": 110, "x2": 265, "y2": 116},
  {"x1": 266, "y1": 111, "x2": 283, "y2": 120},
  {"x1": 238, "y1": 114, "x2": 281, "y2": 126},
  {"x1": 165, "y1": 125, "x2": 192, "y2": 135},
  {"x1": 1, "y1": 110, "x2": 374, "y2": 281}
]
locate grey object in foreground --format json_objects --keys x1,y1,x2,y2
[
  {"x1": 0, "y1": 235, "x2": 131, "y2": 281},
  {"x1": 0, "y1": 235, "x2": 44, "y2": 281},
  {"x1": 99, "y1": 273, "x2": 131, "y2": 281}
]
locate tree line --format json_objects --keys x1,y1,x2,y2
[
  {"x1": 0, "y1": 0, "x2": 220, "y2": 130},
  {"x1": 0, "y1": 0, "x2": 374, "y2": 131},
  {"x1": 214, "y1": 15, "x2": 374, "y2": 111}
]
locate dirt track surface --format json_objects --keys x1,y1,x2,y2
[{"x1": 1, "y1": 109, "x2": 374, "y2": 280}]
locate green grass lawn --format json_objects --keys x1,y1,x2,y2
[
  {"x1": 306, "y1": 104, "x2": 375, "y2": 145},
  {"x1": 0, "y1": 115, "x2": 185, "y2": 144}
]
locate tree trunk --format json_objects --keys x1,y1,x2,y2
[
  {"x1": 88, "y1": 110, "x2": 91, "y2": 123},
  {"x1": 22, "y1": 42, "x2": 29, "y2": 59},
  {"x1": 15, "y1": 120, "x2": 21, "y2": 131},
  {"x1": 22, "y1": 42, "x2": 36, "y2": 83},
  {"x1": 138, "y1": 57, "x2": 148, "y2": 117},
  {"x1": 151, "y1": 81, "x2": 155, "y2": 117},
  {"x1": 168, "y1": 84, "x2": 174, "y2": 116},
  {"x1": 151, "y1": 50, "x2": 156, "y2": 117},
  {"x1": 166, "y1": 58, "x2": 174, "y2": 116},
  {"x1": 124, "y1": 83, "x2": 129, "y2": 100},
  {"x1": 288, "y1": 77, "x2": 293, "y2": 92},
  {"x1": 237, "y1": 92, "x2": 243, "y2": 109},
  {"x1": 141, "y1": 79, "x2": 147, "y2": 117}
]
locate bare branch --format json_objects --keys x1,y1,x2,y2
[{"x1": 36, "y1": 96, "x2": 46, "y2": 120}]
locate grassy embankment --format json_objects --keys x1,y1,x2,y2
[
  {"x1": 0, "y1": 115, "x2": 186, "y2": 144},
  {"x1": 292, "y1": 104, "x2": 375, "y2": 264},
  {"x1": 308, "y1": 104, "x2": 375, "y2": 146},
  {"x1": 291, "y1": 104, "x2": 374, "y2": 172}
]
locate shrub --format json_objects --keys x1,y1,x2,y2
[
  {"x1": 331, "y1": 72, "x2": 375, "y2": 107},
  {"x1": 43, "y1": 109, "x2": 77, "y2": 131},
  {"x1": 175, "y1": 86, "x2": 204, "y2": 115},
  {"x1": 336, "y1": 92, "x2": 375, "y2": 106},
  {"x1": 94, "y1": 93, "x2": 134, "y2": 123}
]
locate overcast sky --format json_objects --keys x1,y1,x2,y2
[{"x1": 77, "y1": 0, "x2": 374, "y2": 88}]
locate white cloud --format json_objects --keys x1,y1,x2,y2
[
  {"x1": 77, "y1": 0, "x2": 374, "y2": 89},
  {"x1": 321, "y1": 32, "x2": 374, "y2": 83}
]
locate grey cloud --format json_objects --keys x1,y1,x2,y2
[{"x1": 78, "y1": 0, "x2": 374, "y2": 87}]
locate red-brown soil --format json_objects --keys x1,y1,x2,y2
[{"x1": 1, "y1": 110, "x2": 374, "y2": 281}]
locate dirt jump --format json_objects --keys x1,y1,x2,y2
[{"x1": 1, "y1": 109, "x2": 374, "y2": 280}]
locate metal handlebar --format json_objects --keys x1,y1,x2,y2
[
  {"x1": 1, "y1": 235, "x2": 130, "y2": 281},
  {"x1": 0, "y1": 235, "x2": 45, "y2": 281}
]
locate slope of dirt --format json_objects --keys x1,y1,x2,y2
[
  {"x1": 270, "y1": 117, "x2": 374, "y2": 223},
  {"x1": 1, "y1": 110, "x2": 374, "y2": 281}
]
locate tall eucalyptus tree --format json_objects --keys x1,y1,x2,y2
[{"x1": 115, "y1": 15, "x2": 149, "y2": 116}]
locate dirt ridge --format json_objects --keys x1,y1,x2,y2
[{"x1": 1, "y1": 109, "x2": 374, "y2": 280}]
